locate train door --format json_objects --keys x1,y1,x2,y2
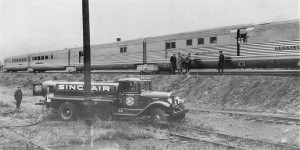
[
  {"x1": 231, "y1": 27, "x2": 253, "y2": 56},
  {"x1": 79, "y1": 51, "x2": 84, "y2": 63},
  {"x1": 27, "y1": 55, "x2": 31, "y2": 69}
]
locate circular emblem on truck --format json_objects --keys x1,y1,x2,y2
[{"x1": 125, "y1": 96, "x2": 135, "y2": 106}]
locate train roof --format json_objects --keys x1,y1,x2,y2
[{"x1": 78, "y1": 19, "x2": 300, "y2": 49}]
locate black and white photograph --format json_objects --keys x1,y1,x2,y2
[{"x1": 0, "y1": 0, "x2": 299, "y2": 149}]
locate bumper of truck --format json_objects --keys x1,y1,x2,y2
[{"x1": 172, "y1": 108, "x2": 189, "y2": 117}]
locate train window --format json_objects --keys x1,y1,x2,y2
[
  {"x1": 38, "y1": 57, "x2": 40, "y2": 60},
  {"x1": 51, "y1": 54, "x2": 53, "y2": 59},
  {"x1": 41, "y1": 56, "x2": 44, "y2": 60},
  {"x1": 198, "y1": 38, "x2": 204, "y2": 45},
  {"x1": 171, "y1": 42, "x2": 176, "y2": 49},
  {"x1": 210, "y1": 37, "x2": 217, "y2": 44},
  {"x1": 165, "y1": 42, "x2": 171, "y2": 49},
  {"x1": 120, "y1": 47, "x2": 127, "y2": 53},
  {"x1": 166, "y1": 41, "x2": 176, "y2": 49},
  {"x1": 45, "y1": 56, "x2": 48, "y2": 59},
  {"x1": 240, "y1": 33, "x2": 247, "y2": 43},
  {"x1": 186, "y1": 39, "x2": 192, "y2": 46}
]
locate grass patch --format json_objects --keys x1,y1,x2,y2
[{"x1": 0, "y1": 101, "x2": 10, "y2": 107}]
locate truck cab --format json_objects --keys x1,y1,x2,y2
[{"x1": 34, "y1": 78, "x2": 188, "y2": 127}]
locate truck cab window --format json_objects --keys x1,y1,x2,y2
[{"x1": 119, "y1": 82, "x2": 139, "y2": 93}]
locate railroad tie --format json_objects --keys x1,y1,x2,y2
[
  {"x1": 276, "y1": 120, "x2": 285, "y2": 124},
  {"x1": 256, "y1": 118, "x2": 264, "y2": 122},
  {"x1": 285, "y1": 121, "x2": 295, "y2": 125},
  {"x1": 266, "y1": 119, "x2": 274, "y2": 123}
]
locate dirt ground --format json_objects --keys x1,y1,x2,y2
[{"x1": 0, "y1": 73, "x2": 299, "y2": 149}]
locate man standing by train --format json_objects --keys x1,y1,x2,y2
[
  {"x1": 218, "y1": 51, "x2": 225, "y2": 75},
  {"x1": 170, "y1": 53, "x2": 177, "y2": 74},
  {"x1": 185, "y1": 53, "x2": 192, "y2": 73},
  {"x1": 14, "y1": 86, "x2": 22, "y2": 112},
  {"x1": 176, "y1": 52, "x2": 184, "y2": 74}
]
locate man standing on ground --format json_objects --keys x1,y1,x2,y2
[
  {"x1": 176, "y1": 52, "x2": 184, "y2": 74},
  {"x1": 14, "y1": 86, "x2": 22, "y2": 112},
  {"x1": 170, "y1": 53, "x2": 177, "y2": 74},
  {"x1": 185, "y1": 53, "x2": 192, "y2": 73},
  {"x1": 218, "y1": 51, "x2": 225, "y2": 75}
]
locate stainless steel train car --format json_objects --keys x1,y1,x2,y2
[{"x1": 3, "y1": 19, "x2": 300, "y2": 73}]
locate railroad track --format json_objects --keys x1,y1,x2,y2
[
  {"x1": 1, "y1": 69, "x2": 299, "y2": 76},
  {"x1": 1, "y1": 116, "x2": 299, "y2": 150},
  {"x1": 135, "y1": 120, "x2": 300, "y2": 150},
  {"x1": 177, "y1": 125, "x2": 300, "y2": 150},
  {"x1": 143, "y1": 127, "x2": 246, "y2": 150},
  {"x1": 189, "y1": 108, "x2": 300, "y2": 125}
]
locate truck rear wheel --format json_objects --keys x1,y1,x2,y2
[
  {"x1": 151, "y1": 108, "x2": 167, "y2": 127},
  {"x1": 59, "y1": 102, "x2": 76, "y2": 121}
]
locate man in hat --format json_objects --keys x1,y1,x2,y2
[
  {"x1": 170, "y1": 53, "x2": 177, "y2": 74},
  {"x1": 218, "y1": 51, "x2": 225, "y2": 75},
  {"x1": 185, "y1": 53, "x2": 192, "y2": 73},
  {"x1": 176, "y1": 52, "x2": 184, "y2": 74},
  {"x1": 14, "y1": 86, "x2": 23, "y2": 111}
]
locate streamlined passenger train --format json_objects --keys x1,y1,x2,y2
[{"x1": 3, "y1": 19, "x2": 300, "y2": 73}]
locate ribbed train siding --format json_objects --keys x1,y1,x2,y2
[{"x1": 2, "y1": 19, "x2": 300, "y2": 71}]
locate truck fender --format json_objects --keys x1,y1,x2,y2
[{"x1": 136, "y1": 101, "x2": 170, "y2": 117}]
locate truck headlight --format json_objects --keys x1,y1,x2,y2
[{"x1": 167, "y1": 98, "x2": 173, "y2": 104}]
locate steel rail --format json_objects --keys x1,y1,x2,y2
[
  {"x1": 142, "y1": 127, "x2": 246, "y2": 150},
  {"x1": 190, "y1": 108, "x2": 300, "y2": 124},
  {"x1": 183, "y1": 125, "x2": 300, "y2": 150},
  {"x1": 1, "y1": 69, "x2": 299, "y2": 76}
]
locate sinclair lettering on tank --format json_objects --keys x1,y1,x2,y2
[
  {"x1": 275, "y1": 45, "x2": 300, "y2": 51},
  {"x1": 57, "y1": 84, "x2": 115, "y2": 92}
]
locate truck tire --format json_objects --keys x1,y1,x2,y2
[
  {"x1": 59, "y1": 102, "x2": 76, "y2": 121},
  {"x1": 151, "y1": 108, "x2": 167, "y2": 127}
]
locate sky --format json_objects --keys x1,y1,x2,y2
[{"x1": 0, "y1": 0, "x2": 299, "y2": 62}]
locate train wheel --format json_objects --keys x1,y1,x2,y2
[{"x1": 59, "y1": 102, "x2": 76, "y2": 121}]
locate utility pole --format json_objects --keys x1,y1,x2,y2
[
  {"x1": 237, "y1": 29, "x2": 240, "y2": 56},
  {"x1": 82, "y1": 0, "x2": 93, "y2": 126}
]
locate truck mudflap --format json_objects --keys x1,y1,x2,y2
[{"x1": 172, "y1": 108, "x2": 189, "y2": 117}]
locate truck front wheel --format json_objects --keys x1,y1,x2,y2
[
  {"x1": 151, "y1": 108, "x2": 167, "y2": 127},
  {"x1": 59, "y1": 102, "x2": 76, "y2": 121}
]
